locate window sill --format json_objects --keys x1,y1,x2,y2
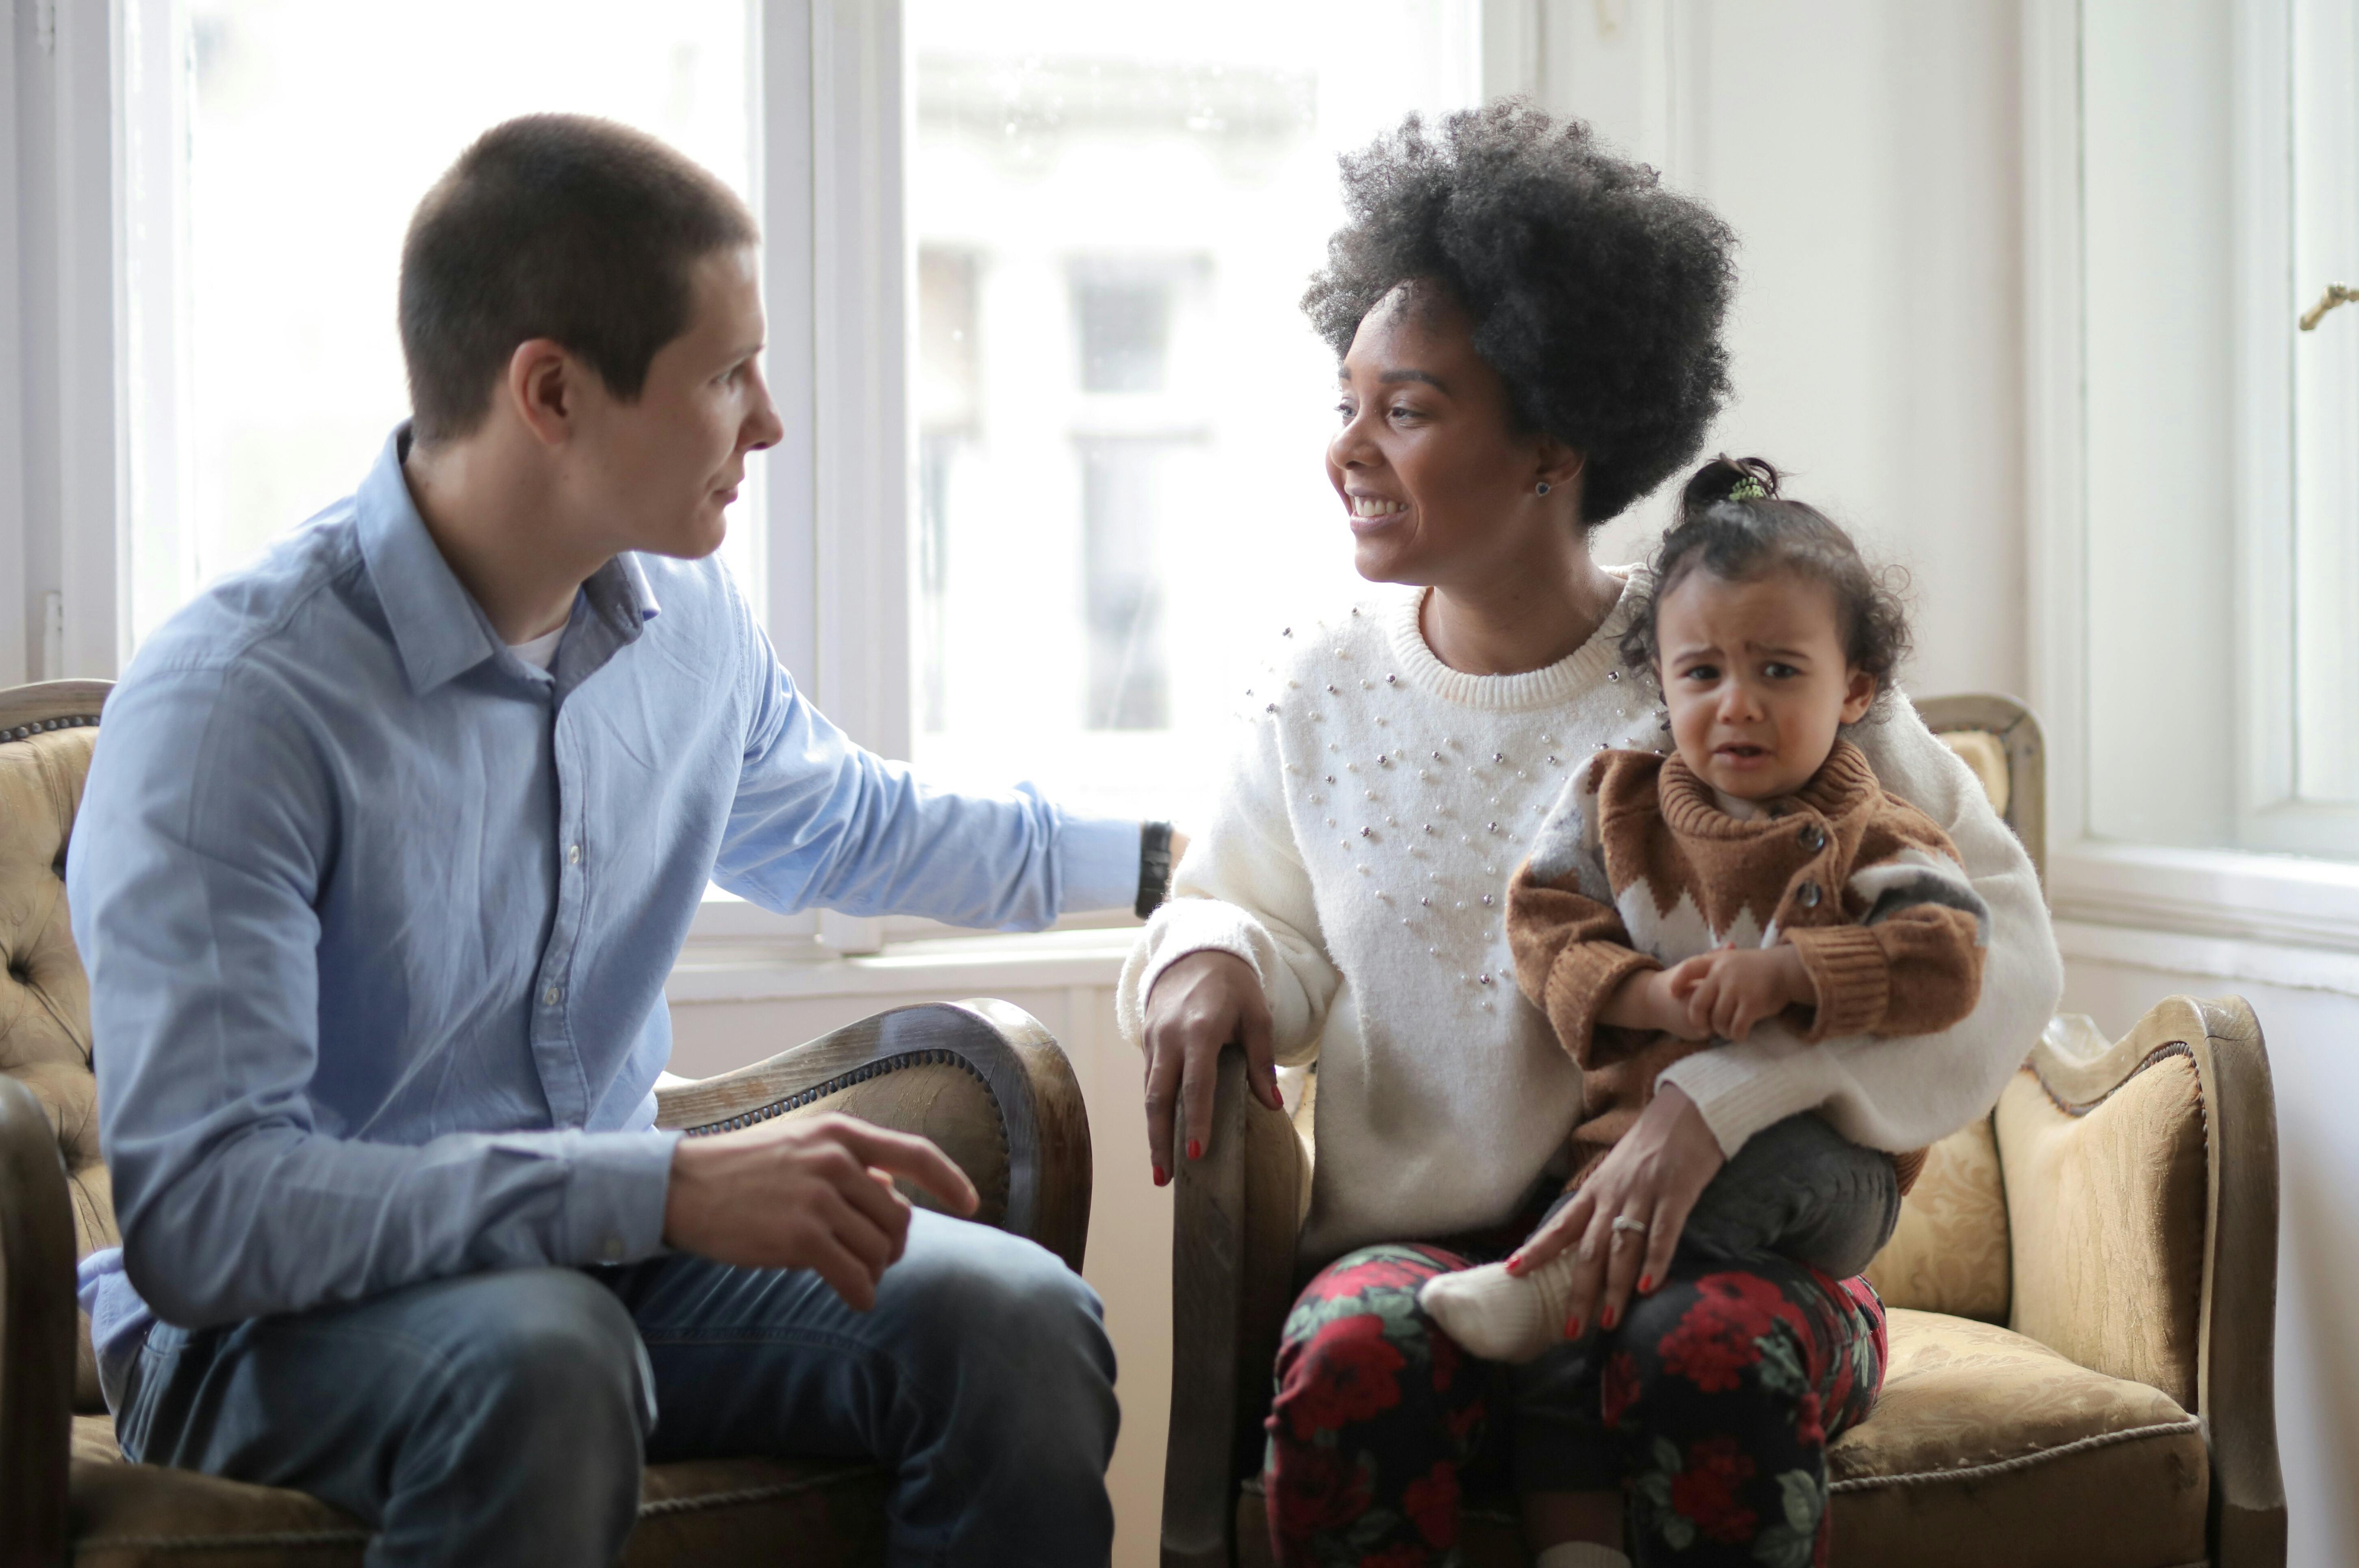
[
  {"x1": 2051, "y1": 840, "x2": 2359, "y2": 997},
  {"x1": 2050, "y1": 840, "x2": 2359, "y2": 953},
  {"x1": 665, "y1": 924, "x2": 1137, "y2": 1005}
]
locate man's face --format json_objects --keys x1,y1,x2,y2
[{"x1": 567, "y1": 245, "x2": 783, "y2": 560}]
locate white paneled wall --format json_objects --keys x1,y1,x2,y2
[
  {"x1": 2061, "y1": 944, "x2": 2359, "y2": 1568},
  {"x1": 670, "y1": 975, "x2": 1172, "y2": 1567}
]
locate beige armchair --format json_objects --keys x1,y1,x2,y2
[
  {"x1": 0, "y1": 679, "x2": 1096, "y2": 1568},
  {"x1": 1162, "y1": 697, "x2": 2287, "y2": 1568}
]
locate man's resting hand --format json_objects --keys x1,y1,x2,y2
[{"x1": 663, "y1": 1114, "x2": 980, "y2": 1310}]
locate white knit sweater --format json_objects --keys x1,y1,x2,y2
[{"x1": 1117, "y1": 575, "x2": 2063, "y2": 1264}]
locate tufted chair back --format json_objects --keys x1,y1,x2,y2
[{"x1": 0, "y1": 680, "x2": 114, "y2": 1412}]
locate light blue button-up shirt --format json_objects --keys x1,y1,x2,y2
[{"x1": 69, "y1": 429, "x2": 1138, "y2": 1392}]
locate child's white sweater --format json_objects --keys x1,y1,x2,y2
[{"x1": 1117, "y1": 577, "x2": 2062, "y2": 1264}]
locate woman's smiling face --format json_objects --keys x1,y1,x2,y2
[{"x1": 1326, "y1": 283, "x2": 1579, "y2": 587}]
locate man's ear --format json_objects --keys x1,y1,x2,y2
[
  {"x1": 1841, "y1": 668, "x2": 1877, "y2": 725},
  {"x1": 506, "y1": 338, "x2": 576, "y2": 449}
]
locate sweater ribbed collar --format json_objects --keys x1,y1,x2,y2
[
  {"x1": 1382, "y1": 569, "x2": 1638, "y2": 712},
  {"x1": 1657, "y1": 739, "x2": 1879, "y2": 838}
]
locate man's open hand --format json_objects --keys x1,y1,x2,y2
[{"x1": 663, "y1": 1114, "x2": 979, "y2": 1310}]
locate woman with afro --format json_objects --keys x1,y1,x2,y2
[{"x1": 1119, "y1": 101, "x2": 2058, "y2": 1566}]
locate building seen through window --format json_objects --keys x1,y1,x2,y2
[{"x1": 908, "y1": 1, "x2": 1479, "y2": 823}]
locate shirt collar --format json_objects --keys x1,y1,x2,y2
[{"x1": 356, "y1": 425, "x2": 663, "y2": 696}]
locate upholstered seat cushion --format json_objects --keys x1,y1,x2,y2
[
  {"x1": 1825, "y1": 1310, "x2": 2207, "y2": 1567},
  {"x1": 68, "y1": 1414, "x2": 890, "y2": 1567},
  {"x1": 1234, "y1": 1309, "x2": 2208, "y2": 1568}
]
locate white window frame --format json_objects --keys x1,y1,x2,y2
[
  {"x1": 2026, "y1": 0, "x2": 2359, "y2": 968},
  {"x1": 5, "y1": 0, "x2": 1578, "y2": 989}
]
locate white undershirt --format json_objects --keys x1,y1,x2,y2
[{"x1": 508, "y1": 625, "x2": 565, "y2": 672}]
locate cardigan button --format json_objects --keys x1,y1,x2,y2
[
  {"x1": 1800, "y1": 824, "x2": 1826, "y2": 853},
  {"x1": 1797, "y1": 882, "x2": 1823, "y2": 909}
]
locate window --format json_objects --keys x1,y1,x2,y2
[
  {"x1": 2068, "y1": 0, "x2": 2359, "y2": 863},
  {"x1": 125, "y1": 0, "x2": 762, "y2": 650},
  {"x1": 120, "y1": 0, "x2": 1483, "y2": 841},
  {"x1": 2290, "y1": 0, "x2": 2359, "y2": 809},
  {"x1": 903, "y1": 1, "x2": 1482, "y2": 825}
]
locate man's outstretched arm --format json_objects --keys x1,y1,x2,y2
[{"x1": 712, "y1": 602, "x2": 1145, "y2": 928}]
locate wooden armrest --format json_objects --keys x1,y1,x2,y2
[
  {"x1": 0, "y1": 1074, "x2": 76, "y2": 1567},
  {"x1": 1998, "y1": 995, "x2": 2285, "y2": 1568},
  {"x1": 654, "y1": 999, "x2": 1092, "y2": 1274},
  {"x1": 1162, "y1": 1046, "x2": 1302, "y2": 1568}
]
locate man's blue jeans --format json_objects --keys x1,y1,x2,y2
[{"x1": 109, "y1": 1210, "x2": 1119, "y2": 1566}]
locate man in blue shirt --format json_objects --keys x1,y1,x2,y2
[{"x1": 70, "y1": 115, "x2": 1156, "y2": 1566}]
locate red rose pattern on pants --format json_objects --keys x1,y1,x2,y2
[{"x1": 1264, "y1": 1244, "x2": 1885, "y2": 1568}]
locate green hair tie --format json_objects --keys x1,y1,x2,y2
[{"x1": 1727, "y1": 475, "x2": 1768, "y2": 502}]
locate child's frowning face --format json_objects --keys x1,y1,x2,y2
[{"x1": 1654, "y1": 566, "x2": 1877, "y2": 801}]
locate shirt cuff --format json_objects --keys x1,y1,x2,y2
[
  {"x1": 1542, "y1": 943, "x2": 1662, "y2": 1066},
  {"x1": 1653, "y1": 1036, "x2": 1842, "y2": 1158},
  {"x1": 1059, "y1": 812, "x2": 1147, "y2": 913},
  {"x1": 563, "y1": 1129, "x2": 684, "y2": 1266},
  {"x1": 1115, "y1": 897, "x2": 1269, "y2": 1050},
  {"x1": 1784, "y1": 925, "x2": 1890, "y2": 1041}
]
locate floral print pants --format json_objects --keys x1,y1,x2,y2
[{"x1": 1264, "y1": 1242, "x2": 1886, "y2": 1568}]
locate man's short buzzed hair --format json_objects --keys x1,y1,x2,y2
[{"x1": 398, "y1": 114, "x2": 759, "y2": 443}]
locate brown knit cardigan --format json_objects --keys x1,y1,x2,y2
[{"x1": 1507, "y1": 740, "x2": 1988, "y2": 1193}]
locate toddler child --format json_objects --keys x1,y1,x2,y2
[{"x1": 1421, "y1": 454, "x2": 1990, "y2": 1366}]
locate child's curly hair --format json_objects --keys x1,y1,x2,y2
[
  {"x1": 1301, "y1": 101, "x2": 1737, "y2": 525},
  {"x1": 1619, "y1": 456, "x2": 1913, "y2": 710}
]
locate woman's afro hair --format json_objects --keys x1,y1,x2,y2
[{"x1": 1302, "y1": 100, "x2": 1738, "y2": 525}]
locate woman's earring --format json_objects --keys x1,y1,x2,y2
[{"x1": 1536, "y1": 481, "x2": 1552, "y2": 497}]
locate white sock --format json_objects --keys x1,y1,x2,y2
[
  {"x1": 1534, "y1": 1543, "x2": 1631, "y2": 1568},
  {"x1": 1416, "y1": 1251, "x2": 1583, "y2": 1364}
]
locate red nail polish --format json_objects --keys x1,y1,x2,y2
[
  {"x1": 1504, "y1": 1253, "x2": 1523, "y2": 1275},
  {"x1": 1602, "y1": 1306, "x2": 1619, "y2": 1331},
  {"x1": 1187, "y1": 1138, "x2": 1202, "y2": 1161},
  {"x1": 1638, "y1": 1275, "x2": 1653, "y2": 1294},
  {"x1": 1565, "y1": 1316, "x2": 1583, "y2": 1338},
  {"x1": 1152, "y1": 1164, "x2": 1167, "y2": 1186}
]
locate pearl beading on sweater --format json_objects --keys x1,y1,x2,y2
[
  {"x1": 1122, "y1": 574, "x2": 2061, "y2": 1262},
  {"x1": 1247, "y1": 602, "x2": 1669, "y2": 1012},
  {"x1": 1121, "y1": 582, "x2": 1682, "y2": 1256}
]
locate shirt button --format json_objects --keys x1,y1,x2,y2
[
  {"x1": 1797, "y1": 882, "x2": 1823, "y2": 909},
  {"x1": 601, "y1": 1236, "x2": 626, "y2": 1263},
  {"x1": 543, "y1": 985, "x2": 564, "y2": 1006},
  {"x1": 1800, "y1": 824, "x2": 1827, "y2": 853},
  {"x1": 567, "y1": 843, "x2": 582, "y2": 866}
]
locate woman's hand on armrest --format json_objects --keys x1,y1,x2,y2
[{"x1": 1141, "y1": 948, "x2": 1284, "y2": 1185}]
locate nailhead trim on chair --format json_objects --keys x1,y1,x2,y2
[
  {"x1": 71, "y1": 1527, "x2": 374, "y2": 1553},
  {"x1": 633, "y1": 1466, "x2": 887, "y2": 1519},
  {"x1": 1825, "y1": 1415, "x2": 2203, "y2": 1493},
  {"x1": 72, "y1": 1467, "x2": 893, "y2": 1554},
  {"x1": 675, "y1": 1048, "x2": 996, "y2": 1138},
  {"x1": 1, "y1": 716, "x2": 100, "y2": 742}
]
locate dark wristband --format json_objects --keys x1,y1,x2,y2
[{"x1": 1136, "y1": 821, "x2": 1175, "y2": 919}]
